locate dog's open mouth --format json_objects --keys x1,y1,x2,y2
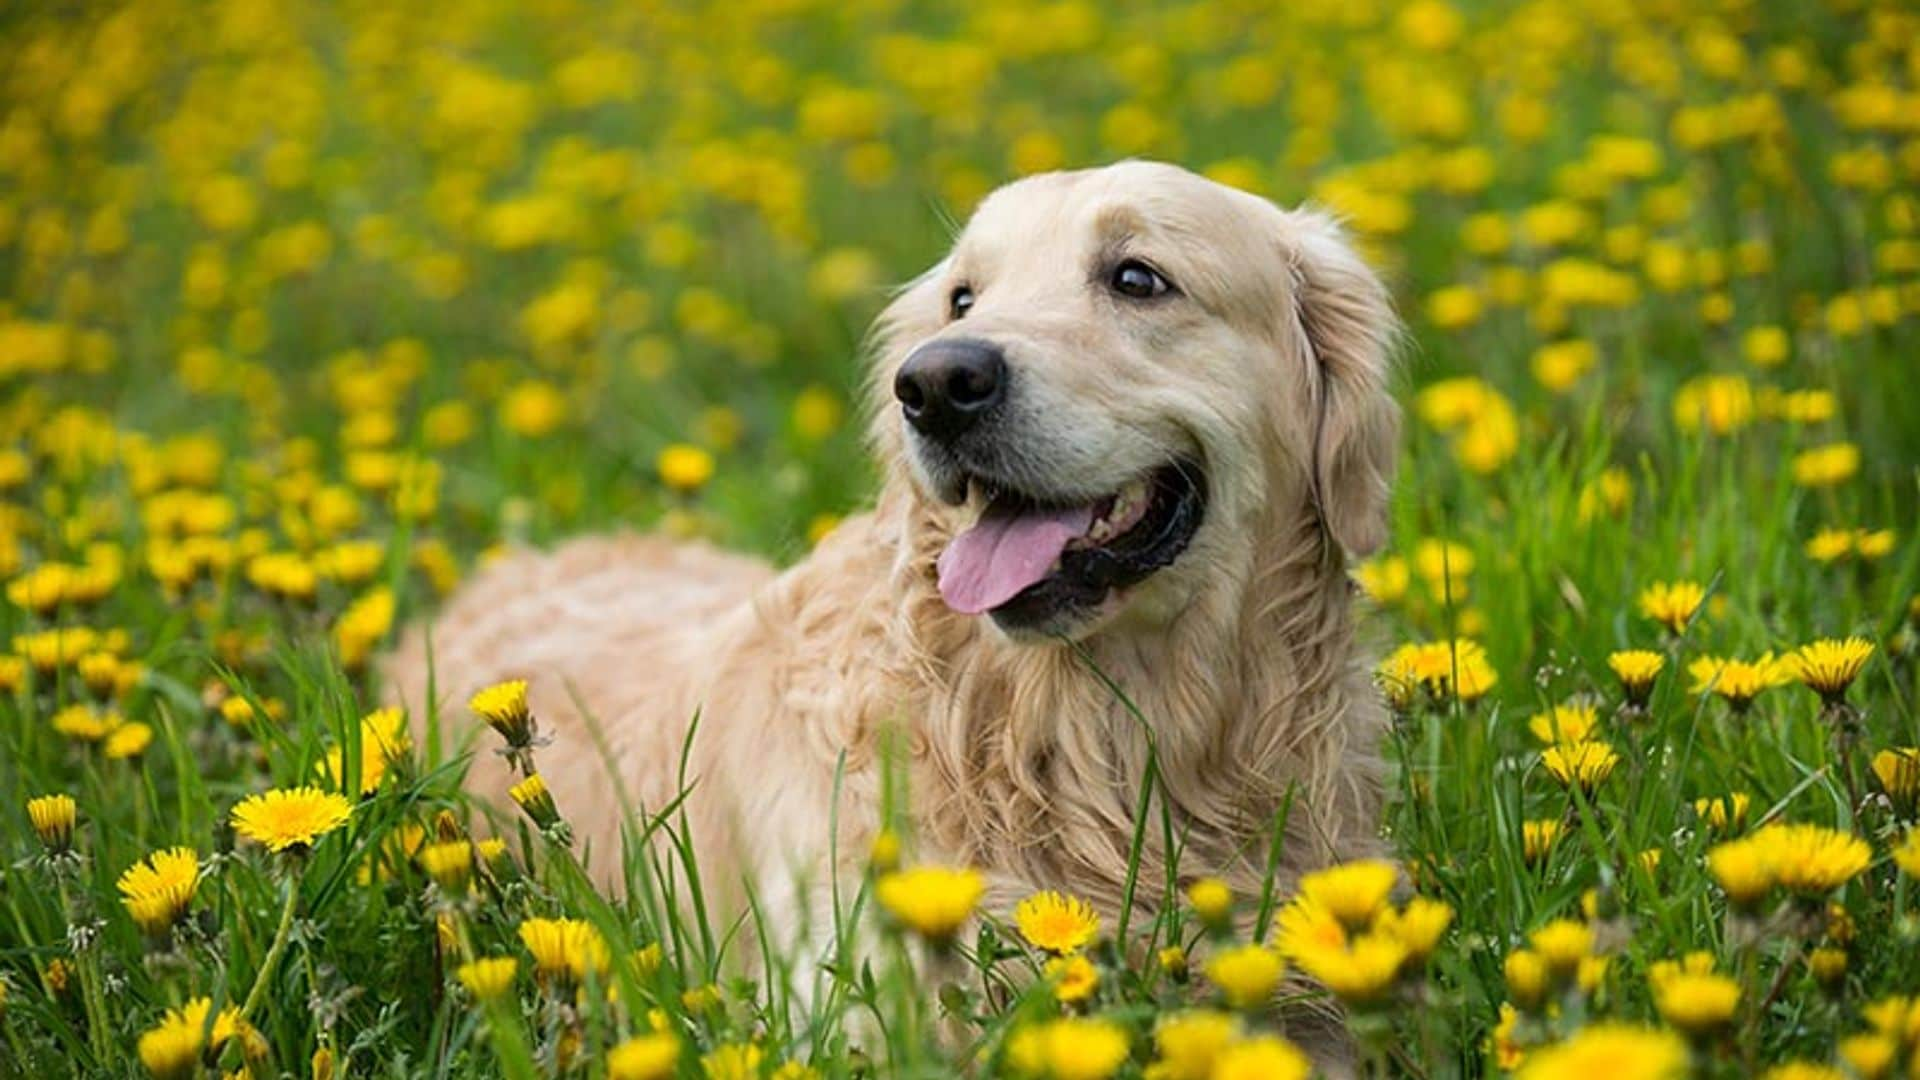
[{"x1": 935, "y1": 460, "x2": 1207, "y2": 629}]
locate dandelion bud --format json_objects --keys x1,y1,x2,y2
[
  {"x1": 27, "y1": 794, "x2": 76, "y2": 855},
  {"x1": 312, "y1": 1046, "x2": 336, "y2": 1080},
  {"x1": 508, "y1": 773, "x2": 560, "y2": 830}
]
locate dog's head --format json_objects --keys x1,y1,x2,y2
[{"x1": 870, "y1": 161, "x2": 1399, "y2": 639}]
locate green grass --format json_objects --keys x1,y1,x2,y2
[{"x1": 2, "y1": 0, "x2": 1920, "y2": 1076}]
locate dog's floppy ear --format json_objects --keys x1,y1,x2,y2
[{"x1": 1279, "y1": 210, "x2": 1400, "y2": 557}]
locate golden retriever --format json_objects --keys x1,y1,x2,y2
[{"x1": 387, "y1": 158, "x2": 1397, "y2": 1022}]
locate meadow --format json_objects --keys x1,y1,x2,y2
[{"x1": 2, "y1": 0, "x2": 1919, "y2": 1076}]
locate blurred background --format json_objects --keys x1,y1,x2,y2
[{"x1": 0, "y1": 0, "x2": 1914, "y2": 575}]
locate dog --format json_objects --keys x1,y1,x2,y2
[{"x1": 387, "y1": 159, "x2": 1398, "y2": 1023}]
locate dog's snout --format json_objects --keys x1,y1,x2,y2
[{"x1": 894, "y1": 338, "x2": 1006, "y2": 442}]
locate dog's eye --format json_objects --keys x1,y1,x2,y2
[
  {"x1": 949, "y1": 285, "x2": 975, "y2": 320},
  {"x1": 1111, "y1": 260, "x2": 1171, "y2": 299}
]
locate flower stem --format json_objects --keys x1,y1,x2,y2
[
  {"x1": 55, "y1": 876, "x2": 114, "y2": 1069},
  {"x1": 239, "y1": 875, "x2": 300, "y2": 1023}
]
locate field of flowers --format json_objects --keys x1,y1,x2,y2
[{"x1": 2, "y1": 0, "x2": 1919, "y2": 1076}]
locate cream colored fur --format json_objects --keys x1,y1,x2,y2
[{"x1": 386, "y1": 161, "x2": 1399, "y2": 1030}]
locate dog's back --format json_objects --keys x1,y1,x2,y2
[{"x1": 385, "y1": 534, "x2": 774, "y2": 854}]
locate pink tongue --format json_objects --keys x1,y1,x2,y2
[{"x1": 937, "y1": 503, "x2": 1095, "y2": 614}]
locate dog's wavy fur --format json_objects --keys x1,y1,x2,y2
[{"x1": 386, "y1": 161, "x2": 1398, "y2": 1038}]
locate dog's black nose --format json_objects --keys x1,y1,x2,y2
[{"x1": 894, "y1": 339, "x2": 1006, "y2": 442}]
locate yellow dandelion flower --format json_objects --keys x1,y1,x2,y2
[
  {"x1": 1542, "y1": 740, "x2": 1618, "y2": 793},
  {"x1": 456, "y1": 956, "x2": 519, "y2": 1000},
  {"x1": 1791, "y1": 442, "x2": 1861, "y2": 488},
  {"x1": 117, "y1": 847, "x2": 199, "y2": 936},
  {"x1": 1838, "y1": 1033, "x2": 1898, "y2": 1078},
  {"x1": 230, "y1": 786, "x2": 353, "y2": 853},
  {"x1": 657, "y1": 443, "x2": 715, "y2": 493},
  {"x1": 1006, "y1": 1018, "x2": 1130, "y2": 1080},
  {"x1": 1528, "y1": 703, "x2": 1599, "y2": 745},
  {"x1": 27, "y1": 794, "x2": 76, "y2": 853},
  {"x1": 1210, "y1": 1035, "x2": 1312, "y2": 1080},
  {"x1": 468, "y1": 679, "x2": 534, "y2": 747},
  {"x1": 1515, "y1": 1023, "x2": 1688, "y2": 1080},
  {"x1": 1375, "y1": 896, "x2": 1454, "y2": 963},
  {"x1": 334, "y1": 586, "x2": 395, "y2": 669},
  {"x1": 1762, "y1": 823, "x2": 1871, "y2": 896},
  {"x1": 1707, "y1": 834, "x2": 1777, "y2": 909},
  {"x1": 1186, "y1": 877, "x2": 1233, "y2": 927},
  {"x1": 518, "y1": 917, "x2": 609, "y2": 983},
  {"x1": 1673, "y1": 374, "x2": 1754, "y2": 436},
  {"x1": 1637, "y1": 581, "x2": 1705, "y2": 635},
  {"x1": 1789, "y1": 637, "x2": 1874, "y2": 702},
  {"x1": 1013, "y1": 890, "x2": 1101, "y2": 954},
  {"x1": 1045, "y1": 953, "x2": 1099, "y2": 1003},
  {"x1": 103, "y1": 722, "x2": 153, "y2": 759},
  {"x1": 319, "y1": 706, "x2": 411, "y2": 794},
  {"x1": 137, "y1": 1015, "x2": 204, "y2": 1079},
  {"x1": 1151, "y1": 1010, "x2": 1240, "y2": 1080},
  {"x1": 1608, "y1": 649, "x2": 1665, "y2": 706},
  {"x1": 508, "y1": 772, "x2": 561, "y2": 829},
  {"x1": 1377, "y1": 638, "x2": 1498, "y2": 708},
  {"x1": 1688, "y1": 653, "x2": 1793, "y2": 711},
  {"x1": 1528, "y1": 919, "x2": 1593, "y2": 979},
  {"x1": 606, "y1": 1032, "x2": 680, "y2": 1080},
  {"x1": 1204, "y1": 944, "x2": 1285, "y2": 1009},
  {"x1": 1805, "y1": 528, "x2": 1856, "y2": 563},
  {"x1": 1275, "y1": 895, "x2": 1349, "y2": 964},
  {"x1": 1650, "y1": 954, "x2": 1740, "y2": 1035},
  {"x1": 136, "y1": 998, "x2": 262, "y2": 1080},
  {"x1": 701, "y1": 1042, "x2": 764, "y2": 1080},
  {"x1": 874, "y1": 865, "x2": 983, "y2": 943},
  {"x1": 1855, "y1": 529, "x2": 1895, "y2": 559},
  {"x1": 1297, "y1": 858, "x2": 1398, "y2": 930},
  {"x1": 1893, "y1": 831, "x2": 1920, "y2": 879},
  {"x1": 52, "y1": 703, "x2": 122, "y2": 742},
  {"x1": 1353, "y1": 555, "x2": 1410, "y2": 605},
  {"x1": 1289, "y1": 931, "x2": 1408, "y2": 1004},
  {"x1": 417, "y1": 840, "x2": 474, "y2": 893}
]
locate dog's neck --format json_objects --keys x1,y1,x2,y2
[{"x1": 859, "y1": 475, "x2": 1385, "y2": 913}]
